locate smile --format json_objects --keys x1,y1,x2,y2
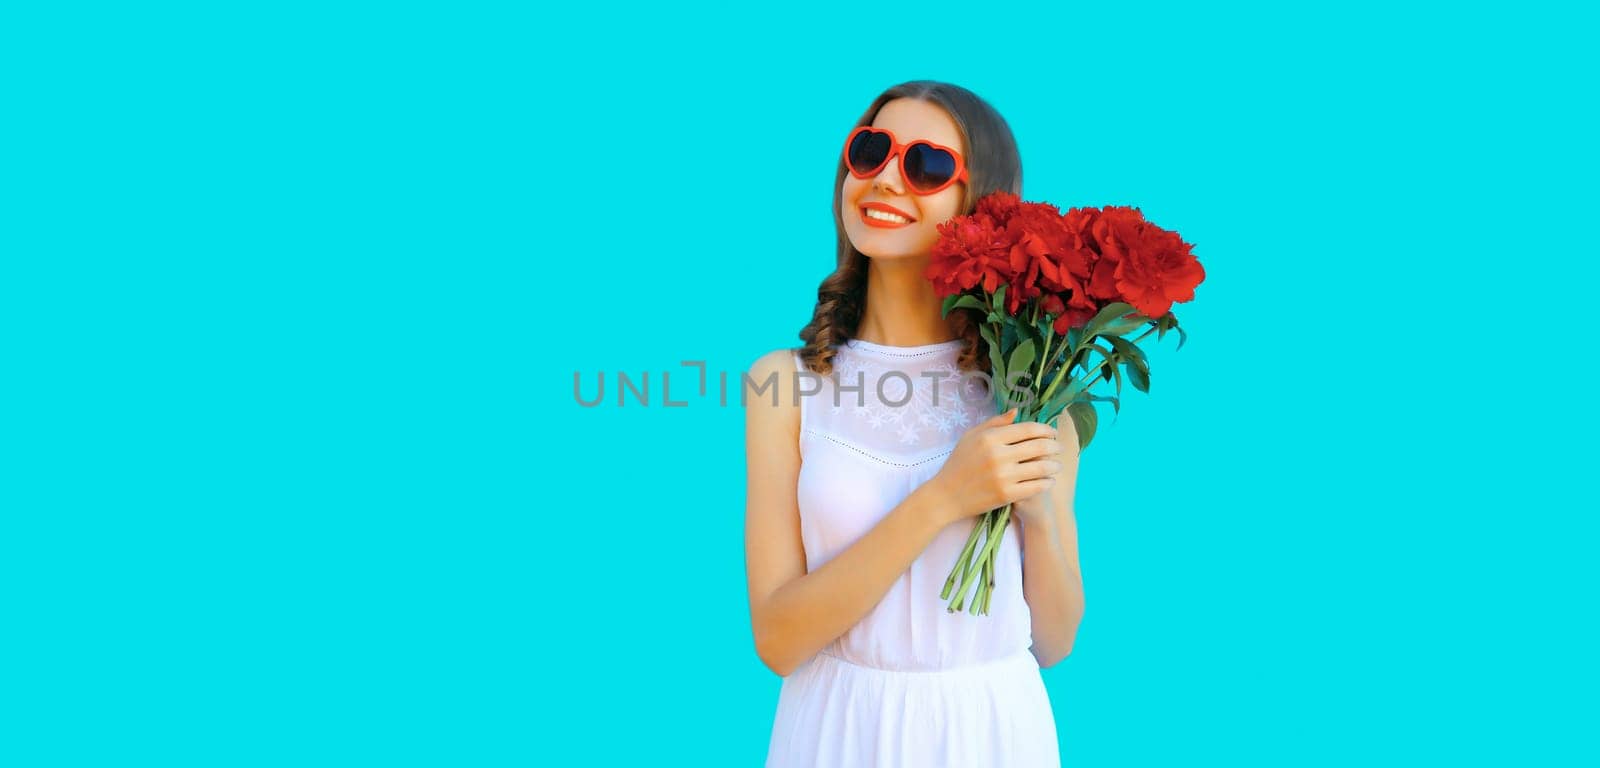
[{"x1": 860, "y1": 205, "x2": 914, "y2": 228}]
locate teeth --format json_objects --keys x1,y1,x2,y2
[{"x1": 865, "y1": 208, "x2": 911, "y2": 224}]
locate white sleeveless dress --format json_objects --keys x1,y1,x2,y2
[{"x1": 764, "y1": 337, "x2": 1061, "y2": 767}]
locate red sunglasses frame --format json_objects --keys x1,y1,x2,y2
[{"x1": 842, "y1": 125, "x2": 970, "y2": 195}]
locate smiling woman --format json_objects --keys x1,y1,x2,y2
[{"x1": 745, "y1": 80, "x2": 1081, "y2": 768}]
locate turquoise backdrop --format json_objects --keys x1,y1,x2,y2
[{"x1": 4, "y1": 1, "x2": 1595, "y2": 765}]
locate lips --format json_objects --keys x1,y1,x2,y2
[{"x1": 860, "y1": 201, "x2": 916, "y2": 228}]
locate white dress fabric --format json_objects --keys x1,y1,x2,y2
[{"x1": 764, "y1": 337, "x2": 1061, "y2": 768}]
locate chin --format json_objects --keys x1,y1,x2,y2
[
  {"x1": 859, "y1": 248, "x2": 923, "y2": 262},
  {"x1": 850, "y1": 233, "x2": 929, "y2": 262}
]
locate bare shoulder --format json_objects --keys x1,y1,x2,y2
[
  {"x1": 747, "y1": 347, "x2": 799, "y2": 379},
  {"x1": 743, "y1": 348, "x2": 801, "y2": 430}
]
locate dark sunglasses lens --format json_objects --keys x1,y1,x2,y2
[
  {"x1": 847, "y1": 130, "x2": 891, "y2": 174},
  {"x1": 904, "y1": 143, "x2": 957, "y2": 191}
]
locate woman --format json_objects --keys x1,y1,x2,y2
[{"x1": 744, "y1": 80, "x2": 1087, "y2": 767}]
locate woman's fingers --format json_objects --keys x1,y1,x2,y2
[
  {"x1": 1009, "y1": 477, "x2": 1056, "y2": 501},
  {"x1": 1007, "y1": 456, "x2": 1064, "y2": 482},
  {"x1": 991, "y1": 420, "x2": 1057, "y2": 445},
  {"x1": 1001, "y1": 434, "x2": 1062, "y2": 464},
  {"x1": 981, "y1": 407, "x2": 1020, "y2": 429}
]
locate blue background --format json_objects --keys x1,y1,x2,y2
[{"x1": 4, "y1": 1, "x2": 1596, "y2": 765}]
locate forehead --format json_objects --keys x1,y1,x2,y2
[{"x1": 869, "y1": 98, "x2": 965, "y2": 154}]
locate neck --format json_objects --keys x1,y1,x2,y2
[{"x1": 852, "y1": 256, "x2": 960, "y2": 347}]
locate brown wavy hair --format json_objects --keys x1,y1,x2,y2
[{"x1": 798, "y1": 80, "x2": 1023, "y2": 376}]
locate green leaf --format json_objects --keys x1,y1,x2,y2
[
  {"x1": 1038, "y1": 387, "x2": 1075, "y2": 426},
  {"x1": 1155, "y1": 311, "x2": 1176, "y2": 337},
  {"x1": 1125, "y1": 359, "x2": 1150, "y2": 393},
  {"x1": 1158, "y1": 312, "x2": 1184, "y2": 350},
  {"x1": 991, "y1": 284, "x2": 1007, "y2": 315},
  {"x1": 1101, "y1": 337, "x2": 1149, "y2": 394},
  {"x1": 1071, "y1": 343, "x2": 1115, "y2": 374},
  {"x1": 1081, "y1": 302, "x2": 1133, "y2": 339},
  {"x1": 1007, "y1": 339, "x2": 1037, "y2": 388},
  {"x1": 1083, "y1": 302, "x2": 1150, "y2": 339},
  {"x1": 1103, "y1": 314, "x2": 1149, "y2": 338},
  {"x1": 942, "y1": 294, "x2": 987, "y2": 317},
  {"x1": 979, "y1": 324, "x2": 1005, "y2": 380},
  {"x1": 1012, "y1": 317, "x2": 1034, "y2": 348},
  {"x1": 1104, "y1": 354, "x2": 1125, "y2": 398},
  {"x1": 1082, "y1": 362, "x2": 1107, "y2": 391},
  {"x1": 1066, "y1": 400, "x2": 1098, "y2": 451},
  {"x1": 1062, "y1": 368, "x2": 1100, "y2": 401},
  {"x1": 1103, "y1": 335, "x2": 1150, "y2": 377},
  {"x1": 1041, "y1": 364, "x2": 1100, "y2": 418},
  {"x1": 1086, "y1": 392, "x2": 1121, "y2": 415}
]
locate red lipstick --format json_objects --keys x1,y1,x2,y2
[{"x1": 860, "y1": 201, "x2": 916, "y2": 229}]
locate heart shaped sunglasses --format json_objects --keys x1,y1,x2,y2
[{"x1": 842, "y1": 125, "x2": 970, "y2": 196}]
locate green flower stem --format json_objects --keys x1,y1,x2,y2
[
  {"x1": 973, "y1": 565, "x2": 989, "y2": 616},
  {"x1": 949, "y1": 560, "x2": 974, "y2": 613},
  {"x1": 1034, "y1": 327, "x2": 1054, "y2": 388},
  {"x1": 941, "y1": 513, "x2": 989, "y2": 601},
  {"x1": 946, "y1": 506, "x2": 1000, "y2": 612},
  {"x1": 968, "y1": 515, "x2": 1003, "y2": 616},
  {"x1": 1040, "y1": 344, "x2": 1115, "y2": 410},
  {"x1": 973, "y1": 505, "x2": 1012, "y2": 577},
  {"x1": 949, "y1": 503, "x2": 1014, "y2": 615},
  {"x1": 981, "y1": 547, "x2": 997, "y2": 615},
  {"x1": 1036, "y1": 348, "x2": 1078, "y2": 406},
  {"x1": 954, "y1": 512, "x2": 994, "y2": 609},
  {"x1": 972, "y1": 505, "x2": 998, "y2": 598}
]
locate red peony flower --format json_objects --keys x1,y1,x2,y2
[
  {"x1": 1053, "y1": 289, "x2": 1100, "y2": 335},
  {"x1": 975, "y1": 189, "x2": 1024, "y2": 222},
  {"x1": 992, "y1": 202, "x2": 1055, "y2": 312},
  {"x1": 1090, "y1": 206, "x2": 1205, "y2": 319},
  {"x1": 1000, "y1": 210, "x2": 1058, "y2": 313},
  {"x1": 925, "y1": 212, "x2": 1015, "y2": 295}
]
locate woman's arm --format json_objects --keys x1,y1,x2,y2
[
  {"x1": 1014, "y1": 412, "x2": 1087, "y2": 669},
  {"x1": 743, "y1": 348, "x2": 957, "y2": 677}
]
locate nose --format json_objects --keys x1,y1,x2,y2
[{"x1": 871, "y1": 152, "x2": 906, "y2": 195}]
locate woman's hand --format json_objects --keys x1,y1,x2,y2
[
  {"x1": 927, "y1": 407, "x2": 1063, "y2": 526},
  {"x1": 1012, "y1": 412, "x2": 1081, "y2": 527}
]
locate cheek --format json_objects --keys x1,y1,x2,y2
[
  {"x1": 923, "y1": 188, "x2": 964, "y2": 223},
  {"x1": 841, "y1": 177, "x2": 869, "y2": 207}
]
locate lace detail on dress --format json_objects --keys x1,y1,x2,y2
[
  {"x1": 800, "y1": 338, "x2": 994, "y2": 467},
  {"x1": 804, "y1": 430, "x2": 956, "y2": 468}
]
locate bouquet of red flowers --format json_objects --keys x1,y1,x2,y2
[{"x1": 925, "y1": 190, "x2": 1205, "y2": 615}]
